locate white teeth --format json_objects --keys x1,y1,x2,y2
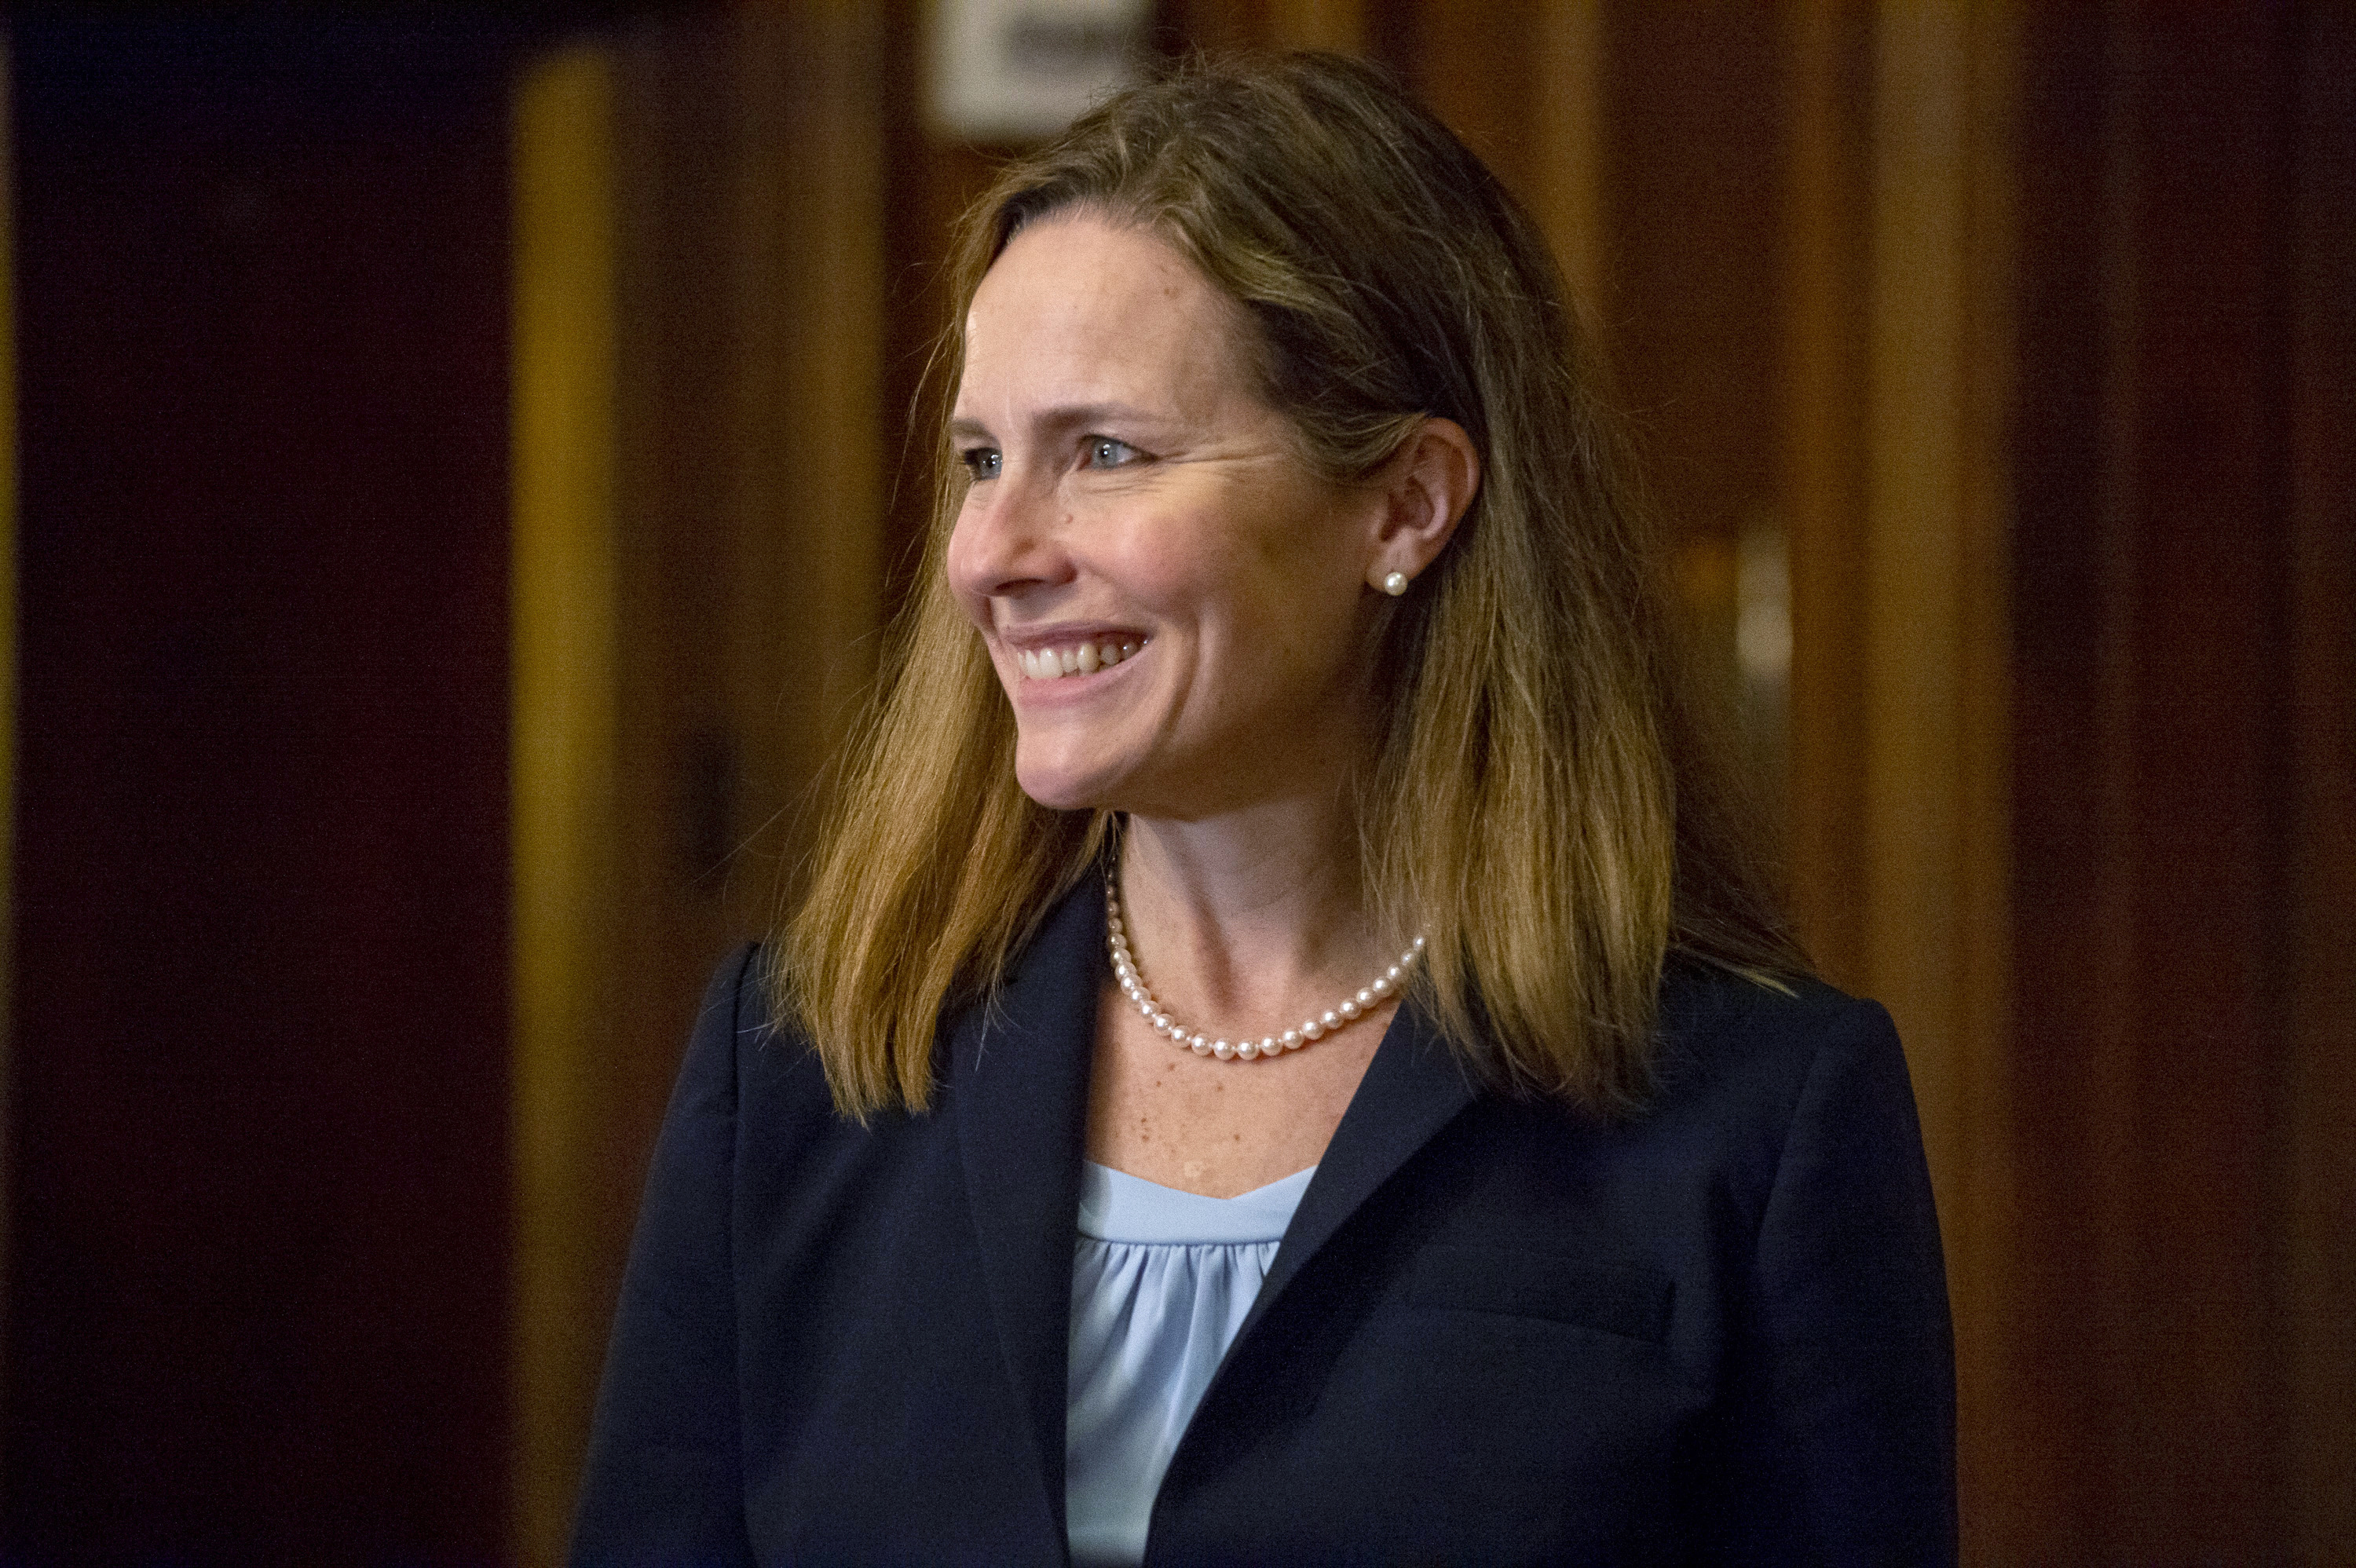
[{"x1": 1016, "y1": 638, "x2": 1141, "y2": 680}]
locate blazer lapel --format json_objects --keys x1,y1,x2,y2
[
  {"x1": 950, "y1": 888, "x2": 1476, "y2": 1538},
  {"x1": 1232, "y1": 996, "x2": 1476, "y2": 1343},
  {"x1": 951, "y1": 883, "x2": 1103, "y2": 1547}
]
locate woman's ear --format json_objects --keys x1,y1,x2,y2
[{"x1": 1366, "y1": 417, "x2": 1480, "y2": 595}]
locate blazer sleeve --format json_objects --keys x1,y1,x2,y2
[
  {"x1": 1710, "y1": 999, "x2": 1959, "y2": 1566},
  {"x1": 569, "y1": 947, "x2": 761, "y2": 1568}
]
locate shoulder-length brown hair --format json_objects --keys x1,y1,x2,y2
[{"x1": 779, "y1": 51, "x2": 1804, "y2": 1120}]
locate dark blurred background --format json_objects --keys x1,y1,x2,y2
[{"x1": 1, "y1": 2, "x2": 2347, "y2": 1563}]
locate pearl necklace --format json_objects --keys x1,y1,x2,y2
[{"x1": 1105, "y1": 872, "x2": 1425, "y2": 1062}]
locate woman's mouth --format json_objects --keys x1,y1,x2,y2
[{"x1": 1015, "y1": 638, "x2": 1144, "y2": 681}]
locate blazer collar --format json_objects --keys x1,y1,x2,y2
[
  {"x1": 1232, "y1": 995, "x2": 1476, "y2": 1342},
  {"x1": 950, "y1": 881, "x2": 1480, "y2": 1531}
]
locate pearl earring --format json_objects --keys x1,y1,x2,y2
[{"x1": 1381, "y1": 570, "x2": 1410, "y2": 596}]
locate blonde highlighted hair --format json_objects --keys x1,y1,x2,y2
[{"x1": 780, "y1": 52, "x2": 1804, "y2": 1119}]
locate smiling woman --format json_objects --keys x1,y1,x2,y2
[
  {"x1": 571, "y1": 52, "x2": 1954, "y2": 1567},
  {"x1": 945, "y1": 215, "x2": 1469, "y2": 839},
  {"x1": 943, "y1": 211, "x2": 1480, "y2": 1193}
]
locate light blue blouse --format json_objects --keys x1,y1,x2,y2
[{"x1": 1066, "y1": 1161, "x2": 1316, "y2": 1568}]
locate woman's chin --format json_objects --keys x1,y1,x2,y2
[{"x1": 1012, "y1": 749, "x2": 1128, "y2": 814}]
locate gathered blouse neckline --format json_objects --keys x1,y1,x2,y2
[
  {"x1": 1066, "y1": 1160, "x2": 1318, "y2": 1568},
  {"x1": 1077, "y1": 1160, "x2": 1318, "y2": 1245}
]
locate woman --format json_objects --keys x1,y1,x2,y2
[{"x1": 573, "y1": 52, "x2": 1954, "y2": 1566}]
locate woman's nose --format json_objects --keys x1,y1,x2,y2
[{"x1": 946, "y1": 467, "x2": 1074, "y2": 601}]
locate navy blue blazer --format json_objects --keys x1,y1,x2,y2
[{"x1": 572, "y1": 884, "x2": 1955, "y2": 1566}]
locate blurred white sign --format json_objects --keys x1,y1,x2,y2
[{"x1": 930, "y1": 0, "x2": 1150, "y2": 142}]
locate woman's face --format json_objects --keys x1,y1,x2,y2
[{"x1": 946, "y1": 214, "x2": 1388, "y2": 820}]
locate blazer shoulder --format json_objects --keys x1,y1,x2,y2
[
  {"x1": 1647, "y1": 957, "x2": 1909, "y2": 1135},
  {"x1": 1659, "y1": 955, "x2": 1893, "y2": 1050},
  {"x1": 682, "y1": 940, "x2": 846, "y2": 1128}
]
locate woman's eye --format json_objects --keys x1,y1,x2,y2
[
  {"x1": 959, "y1": 448, "x2": 1002, "y2": 481},
  {"x1": 1084, "y1": 437, "x2": 1140, "y2": 469}
]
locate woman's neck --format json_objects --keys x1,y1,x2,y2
[{"x1": 1114, "y1": 799, "x2": 1391, "y2": 1031}]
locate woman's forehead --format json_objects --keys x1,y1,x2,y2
[{"x1": 956, "y1": 216, "x2": 1258, "y2": 422}]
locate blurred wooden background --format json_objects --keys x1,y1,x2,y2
[{"x1": 2, "y1": 2, "x2": 2348, "y2": 1563}]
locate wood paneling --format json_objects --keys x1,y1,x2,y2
[
  {"x1": 1785, "y1": 0, "x2": 1875, "y2": 989},
  {"x1": 4, "y1": 19, "x2": 514, "y2": 1560},
  {"x1": 0, "y1": 45, "x2": 16, "y2": 1422},
  {"x1": 1858, "y1": 8, "x2": 2016, "y2": 1555},
  {"x1": 1265, "y1": 0, "x2": 1363, "y2": 54},
  {"x1": 510, "y1": 45, "x2": 622, "y2": 1568},
  {"x1": 2285, "y1": 16, "x2": 2356, "y2": 1553},
  {"x1": 1784, "y1": 7, "x2": 2019, "y2": 1544},
  {"x1": 507, "y1": 9, "x2": 890, "y2": 1559},
  {"x1": 1396, "y1": 0, "x2": 1537, "y2": 196},
  {"x1": 1526, "y1": 2, "x2": 1606, "y2": 334},
  {"x1": 2006, "y1": 5, "x2": 2351, "y2": 1559},
  {"x1": 1599, "y1": 0, "x2": 1789, "y2": 805}
]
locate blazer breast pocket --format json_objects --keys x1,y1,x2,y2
[{"x1": 1407, "y1": 1245, "x2": 1674, "y2": 1346}]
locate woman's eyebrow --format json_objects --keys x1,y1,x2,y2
[
  {"x1": 1042, "y1": 401, "x2": 1162, "y2": 430},
  {"x1": 950, "y1": 402, "x2": 1169, "y2": 443}
]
